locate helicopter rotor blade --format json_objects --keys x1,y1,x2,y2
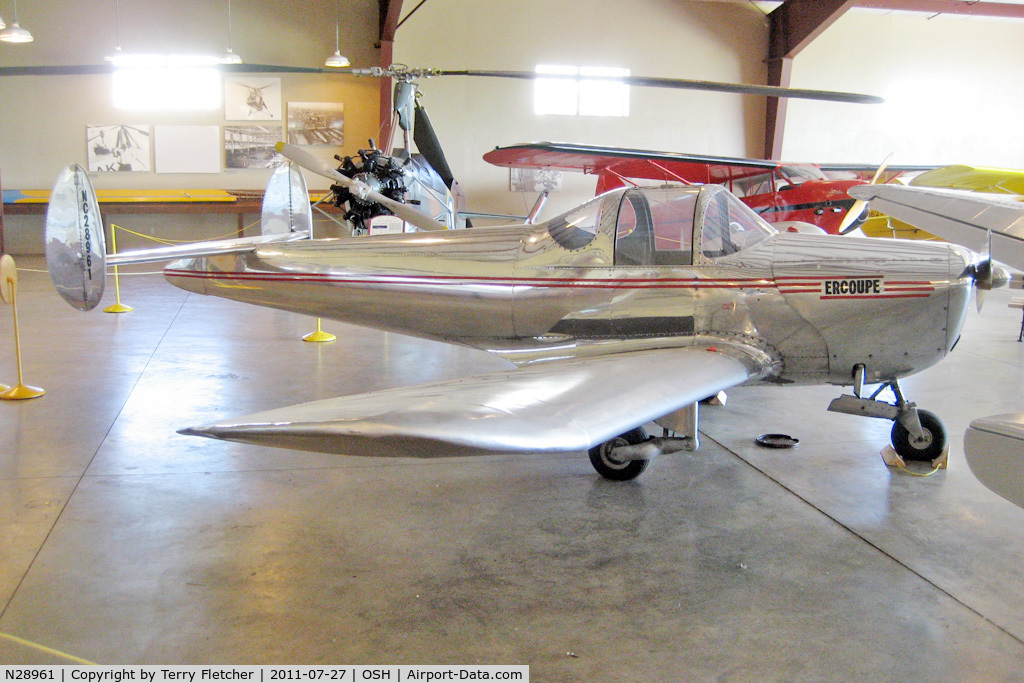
[
  {"x1": 0, "y1": 64, "x2": 883, "y2": 105},
  {"x1": 433, "y1": 69, "x2": 884, "y2": 105},
  {"x1": 275, "y1": 142, "x2": 445, "y2": 232},
  {"x1": 413, "y1": 104, "x2": 456, "y2": 189}
]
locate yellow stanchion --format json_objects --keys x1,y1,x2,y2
[
  {"x1": 103, "y1": 224, "x2": 133, "y2": 314},
  {"x1": 0, "y1": 255, "x2": 44, "y2": 400},
  {"x1": 302, "y1": 318, "x2": 336, "y2": 343}
]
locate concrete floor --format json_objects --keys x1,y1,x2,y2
[{"x1": 3, "y1": 257, "x2": 1024, "y2": 680}]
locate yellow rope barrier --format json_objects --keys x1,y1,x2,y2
[
  {"x1": 895, "y1": 462, "x2": 943, "y2": 477},
  {"x1": 0, "y1": 631, "x2": 96, "y2": 665},
  {"x1": 111, "y1": 219, "x2": 261, "y2": 245},
  {"x1": 104, "y1": 224, "x2": 133, "y2": 313}
]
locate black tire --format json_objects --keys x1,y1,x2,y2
[
  {"x1": 891, "y1": 409, "x2": 947, "y2": 462},
  {"x1": 588, "y1": 427, "x2": 651, "y2": 481}
]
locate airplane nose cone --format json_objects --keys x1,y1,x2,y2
[
  {"x1": 992, "y1": 265, "x2": 1011, "y2": 290},
  {"x1": 948, "y1": 244, "x2": 974, "y2": 281}
]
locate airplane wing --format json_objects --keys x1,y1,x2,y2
[
  {"x1": 910, "y1": 164, "x2": 1024, "y2": 195},
  {"x1": 483, "y1": 142, "x2": 780, "y2": 184},
  {"x1": 180, "y1": 344, "x2": 769, "y2": 457},
  {"x1": 965, "y1": 415, "x2": 1024, "y2": 507},
  {"x1": 848, "y1": 184, "x2": 1024, "y2": 271}
]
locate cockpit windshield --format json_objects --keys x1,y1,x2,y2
[{"x1": 701, "y1": 188, "x2": 776, "y2": 259}]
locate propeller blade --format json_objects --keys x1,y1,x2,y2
[
  {"x1": 840, "y1": 154, "x2": 895, "y2": 234},
  {"x1": 870, "y1": 153, "x2": 894, "y2": 185},
  {"x1": 436, "y1": 69, "x2": 884, "y2": 105},
  {"x1": 275, "y1": 141, "x2": 350, "y2": 184},
  {"x1": 838, "y1": 199, "x2": 867, "y2": 235},
  {"x1": 976, "y1": 286, "x2": 987, "y2": 313},
  {"x1": 275, "y1": 142, "x2": 446, "y2": 232}
]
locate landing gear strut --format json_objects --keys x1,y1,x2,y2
[
  {"x1": 828, "y1": 365, "x2": 948, "y2": 462},
  {"x1": 588, "y1": 403, "x2": 701, "y2": 480}
]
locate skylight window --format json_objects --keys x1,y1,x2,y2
[{"x1": 534, "y1": 65, "x2": 630, "y2": 117}]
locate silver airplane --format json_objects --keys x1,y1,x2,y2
[{"x1": 45, "y1": 153, "x2": 1002, "y2": 481}]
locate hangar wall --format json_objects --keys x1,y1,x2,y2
[
  {"x1": 392, "y1": 0, "x2": 772, "y2": 219},
  {"x1": 783, "y1": 10, "x2": 1024, "y2": 168},
  {"x1": 0, "y1": 0, "x2": 381, "y2": 253}
]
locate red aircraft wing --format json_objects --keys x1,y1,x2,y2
[{"x1": 483, "y1": 142, "x2": 782, "y2": 190}]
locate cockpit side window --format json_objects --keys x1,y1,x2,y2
[
  {"x1": 615, "y1": 189, "x2": 696, "y2": 266},
  {"x1": 614, "y1": 192, "x2": 653, "y2": 265},
  {"x1": 701, "y1": 190, "x2": 775, "y2": 259},
  {"x1": 731, "y1": 172, "x2": 775, "y2": 197},
  {"x1": 547, "y1": 195, "x2": 604, "y2": 250}
]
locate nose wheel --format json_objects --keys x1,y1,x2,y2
[
  {"x1": 890, "y1": 408, "x2": 947, "y2": 462},
  {"x1": 828, "y1": 370, "x2": 948, "y2": 463}
]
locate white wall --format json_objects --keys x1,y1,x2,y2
[
  {"x1": 783, "y1": 10, "x2": 1024, "y2": 168},
  {"x1": 0, "y1": 0, "x2": 382, "y2": 253},
  {"x1": 393, "y1": 0, "x2": 771, "y2": 219}
]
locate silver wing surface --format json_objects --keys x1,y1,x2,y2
[
  {"x1": 849, "y1": 184, "x2": 1024, "y2": 271},
  {"x1": 964, "y1": 414, "x2": 1024, "y2": 507},
  {"x1": 180, "y1": 345, "x2": 764, "y2": 458}
]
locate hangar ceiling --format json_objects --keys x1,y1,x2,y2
[
  {"x1": 383, "y1": 0, "x2": 1024, "y2": 160},
  {"x1": 760, "y1": 0, "x2": 1024, "y2": 158}
]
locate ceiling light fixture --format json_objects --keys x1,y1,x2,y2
[
  {"x1": 324, "y1": 0, "x2": 349, "y2": 68},
  {"x1": 219, "y1": 0, "x2": 242, "y2": 65},
  {"x1": 0, "y1": 0, "x2": 33, "y2": 43}
]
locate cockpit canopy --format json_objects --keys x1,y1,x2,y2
[{"x1": 545, "y1": 185, "x2": 776, "y2": 266}]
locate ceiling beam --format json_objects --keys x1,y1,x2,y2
[
  {"x1": 854, "y1": 1, "x2": 1024, "y2": 18},
  {"x1": 764, "y1": 0, "x2": 855, "y2": 159},
  {"x1": 379, "y1": 0, "x2": 403, "y2": 42},
  {"x1": 378, "y1": 0, "x2": 404, "y2": 140},
  {"x1": 693, "y1": 0, "x2": 1024, "y2": 16}
]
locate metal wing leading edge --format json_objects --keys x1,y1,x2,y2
[
  {"x1": 180, "y1": 345, "x2": 769, "y2": 458},
  {"x1": 849, "y1": 184, "x2": 1024, "y2": 271}
]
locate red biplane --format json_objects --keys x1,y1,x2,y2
[{"x1": 484, "y1": 142, "x2": 925, "y2": 235}]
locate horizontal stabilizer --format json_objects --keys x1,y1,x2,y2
[
  {"x1": 180, "y1": 345, "x2": 764, "y2": 458},
  {"x1": 849, "y1": 184, "x2": 1024, "y2": 272},
  {"x1": 108, "y1": 232, "x2": 309, "y2": 266},
  {"x1": 964, "y1": 413, "x2": 1024, "y2": 508}
]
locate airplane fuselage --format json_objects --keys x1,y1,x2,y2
[{"x1": 165, "y1": 186, "x2": 973, "y2": 390}]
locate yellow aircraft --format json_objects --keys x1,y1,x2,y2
[{"x1": 860, "y1": 165, "x2": 1024, "y2": 240}]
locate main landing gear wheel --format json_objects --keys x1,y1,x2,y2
[
  {"x1": 891, "y1": 409, "x2": 947, "y2": 462},
  {"x1": 589, "y1": 427, "x2": 650, "y2": 481}
]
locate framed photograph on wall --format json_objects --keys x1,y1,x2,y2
[
  {"x1": 224, "y1": 125, "x2": 285, "y2": 169},
  {"x1": 225, "y1": 76, "x2": 282, "y2": 121},
  {"x1": 287, "y1": 102, "x2": 344, "y2": 145},
  {"x1": 154, "y1": 125, "x2": 221, "y2": 174},
  {"x1": 86, "y1": 124, "x2": 151, "y2": 172}
]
